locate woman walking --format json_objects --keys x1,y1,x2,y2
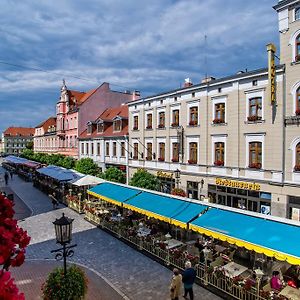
[{"x1": 169, "y1": 268, "x2": 182, "y2": 300}]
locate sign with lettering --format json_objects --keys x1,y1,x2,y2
[
  {"x1": 157, "y1": 171, "x2": 173, "y2": 179},
  {"x1": 215, "y1": 178, "x2": 261, "y2": 191},
  {"x1": 267, "y1": 43, "x2": 276, "y2": 104}
]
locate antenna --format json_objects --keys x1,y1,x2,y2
[{"x1": 204, "y1": 35, "x2": 208, "y2": 79}]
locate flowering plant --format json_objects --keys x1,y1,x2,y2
[
  {"x1": 295, "y1": 109, "x2": 300, "y2": 116},
  {"x1": 158, "y1": 124, "x2": 165, "y2": 128},
  {"x1": 158, "y1": 157, "x2": 165, "y2": 162},
  {"x1": 213, "y1": 118, "x2": 224, "y2": 124},
  {"x1": 214, "y1": 160, "x2": 224, "y2": 166},
  {"x1": 133, "y1": 126, "x2": 138, "y2": 130},
  {"x1": 171, "y1": 158, "x2": 179, "y2": 162},
  {"x1": 171, "y1": 188, "x2": 186, "y2": 197},
  {"x1": 295, "y1": 55, "x2": 300, "y2": 62},
  {"x1": 189, "y1": 120, "x2": 197, "y2": 126},
  {"x1": 247, "y1": 115, "x2": 261, "y2": 122},
  {"x1": 132, "y1": 156, "x2": 138, "y2": 160},
  {"x1": 294, "y1": 165, "x2": 300, "y2": 172},
  {"x1": 249, "y1": 162, "x2": 262, "y2": 169},
  {"x1": 188, "y1": 159, "x2": 197, "y2": 164},
  {"x1": 171, "y1": 122, "x2": 179, "y2": 127},
  {"x1": 0, "y1": 271, "x2": 25, "y2": 300},
  {"x1": 146, "y1": 125, "x2": 152, "y2": 129}
]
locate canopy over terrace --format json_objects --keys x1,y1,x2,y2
[
  {"x1": 88, "y1": 182, "x2": 207, "y2": 229},
  {"x1": 4, "y1": 155, "x2": 28, "y2": 164},
  {"x1": 88, "y1": 182, "x2": 300, "y2": 265},
  {"x1": 37, "y1": 165, "x2": 83, "y2": 182},
  {"x1": 190, "y1": 208, "x2": 300, "y2": 265}
]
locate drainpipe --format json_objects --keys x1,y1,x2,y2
[
  {"x1": 282, "y1": 67, "x2": 286, "y2": 185},
  {"x1": 125, "y1": 135, "x2": 129, "y2": 185}
]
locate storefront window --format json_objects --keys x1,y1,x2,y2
[
  {"x1": 187, "y1": 181, "x2": 198, "y2": 200},
  {"x1": 288, "y1": 196, "x2": 300, "y2": 221}
]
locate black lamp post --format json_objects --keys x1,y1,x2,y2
[
  {"x1": 51, "y1": 213, "x2": 77, "y2": 276},
  {"x1": 174, "y1": 169, "x2": 181, "y2": 189}
]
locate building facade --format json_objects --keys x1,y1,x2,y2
[
  {"x1": 33, "y1": 117, "x2": 58, "y2": 153},
  {"x1": 127, "y1": 0, "x2": 300, "y2": 220},
  {"x1": 2, "y1": 127, "x2": 35, "y2": 155},
  {"x1": 79, "y1": 104, "x2": 129, "y2": 179}
]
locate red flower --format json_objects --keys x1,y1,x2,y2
[
  {"x1": 295, "y1": 109, "x2": 300, "y2": 116},
  {"x1": 214, "y1": 160, "x2": 224, "y2": 166},
  {"x1": 188, "y1": 159, "x2": 197, "y2": 164},
  {"x1": 171, "y1": 158, "x2": 179, "y2": 162}
]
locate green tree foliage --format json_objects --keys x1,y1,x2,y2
[
  {"x1": 74, "y1": 158, "x2": 99, "y2": 175},
  {"x1": 41, "y1": 265, "x2": 88, "y2": 300},
  {"x1": 59, "y1": 156, "x2": 76, "y2": 169},
  {"x1": 100, "y1": 167, "x2": 126, "y2": 183},
  {"x1": 25, "y1": 141, "x2": 34, "y2": 150},
  {"x1": 129, "y1": 169, "x2": 160, "y2": 191},
  {"x1": 20, "y1": 149, "x2": 34, "y2": 159}
]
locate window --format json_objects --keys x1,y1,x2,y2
[
  {"x1": 121, "y1": 142, "x2": 125, "y2": 157},
  {"x1": 86, "y1": 143, "x2": 89, "y2": 155},
  {"x1": 133, "y1": 143, "x2": 139, "y2": 159},
  {"x1": 248, "y1": 97, "x2": 262, "y2": 121},
  {"x1": 158, "y1": 112, "x2": 165, "y2": 128},
  {"x1": 192, "y1": 92, "x2": 195, "y2": 98},
  {"x1": 296, "y1": 34, "x2": 300, "y2": 61},
  {"x1": 214, "y1": 103, "x2": 225, "y2": 123},
  {"x1": 91, "y1": 142, "x2": 94, "y2": 155},
  {"x1": 158, "y1": 143, "x2": 165, "y2": 161},
  {"x1": 97, "y1": 142, "x2": 100, "y2": 156},
  {"x1": 146, "y1": 114, "x2": 152, "y2": 129},
  {"x1": 252, "y1": 80, "x2": 258, "y2": 87},
  {"x1": 218, "y1": 87, "x2": 222, "y2": 93},
  {"x1": 172, "y1": 142, "x2": 179, "y2": 162},
  {"x1": 106, "y1": 142, "x2": 110, "y2": 156},
  {"x1": 296, "y1": 87, "x2": 300, "y2": 115},
  {"x1": 133, "y1": 116, "x2": 138, "y2": 130},
  {"x1": 113, "y1": 120, "x2": 121, "y2": 132},
  {"x1": 296, "y1": 7, "x2": 300, "y2": 21},
  {"x1": 172, "y1": 109, "x2": 179, "y2": 126},
  {"x1": 249, "y1": 142, "x2": 262, "y2": 169},
  {"x1": 97, "y1": 123, "x2": 104, "y2": 133},
  {"x1": 295, "y1": 143, "x2": 300, "y2": 171},
  {"x1": 113, "y1": 142, "x2": 117, "y2": 156},
  {"x1": 214, "y1": 142, "x2": 224, "y2": 166},
  {"x1": 87, "y1": 124, "x2": 92, "y2": 134},
  {"x1": 188, "y1": 142, "x2": 197, "y2": 164},
  {"x1": 189, "y1": 107, "x2": 198, "y2": 126},
  {"x1": 146, "y1": 142, "x2": 152, "y2": 160}
]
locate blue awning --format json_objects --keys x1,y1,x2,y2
[
  {"x1": 88, "y1": 182, "x2": 141, "y2": 206},
  {"x1": 4, "y1": 155, "x2": 28, "y2": 164},
  {"x1": 37, "y1": 165, "x2": 83, "y2": 182},
  {"x1": 190, "y1": 208, "x2": 300, "y2": 265}
]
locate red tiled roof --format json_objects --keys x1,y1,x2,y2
[
  {"x1": 79, "y1": 104, "x2": 128, "y2": 139},
  {"x1": 35, "y1": 117, "x2": 56, "y2": 129},
  {"x1": 4, "y1": 127, "x2": 35, "y2": 137}
]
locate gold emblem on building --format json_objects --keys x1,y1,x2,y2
[
  {"x1": 215, "y1": 178, "x2": 260, "y2": 191},
  {"x1": 157, "y1": 171, "x2": 173, "y2": 179}
]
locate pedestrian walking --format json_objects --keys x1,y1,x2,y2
[
  {"x1": 182, "y1": 261, "x2": 196, "y2": 300},
  {"x1": 49, "y1": 192, "x2": 59, "y2": 209},
  {"x1": 169, "y1": 268, "x2": 182, "y2": 300},
  {"x1": 9, "y1": 171, "x2": 13, "y2": 180},
  {"x1": 4, "y1": 172, "x2": 9, "y2": 185}
]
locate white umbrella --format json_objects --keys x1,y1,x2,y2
[{"x1": 69, "y1": 175, "x2": 105, "y2": 187}]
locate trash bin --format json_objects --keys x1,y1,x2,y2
[{"x1": 7, "y1": 193, "x2": 14, "y2": 201}]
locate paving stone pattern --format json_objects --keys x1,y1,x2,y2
[{"x1": 2, "y1": 164, "x2": 222, "y2": 300}]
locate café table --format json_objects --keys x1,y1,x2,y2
[
  {"x1": 165, "y1": 239, "x2": 184, "y2": 250},
  {"x1": 137, "y1": 227, "x2": 151, "y2": 237},
  {"x1": 279, "y1": 285, "x2": 300, "y2": 300},
  {"x1": 223, "y1": 261, "x2": 248, "y2": 278}
]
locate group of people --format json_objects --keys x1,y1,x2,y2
[{"x1": 170, "y1": 261, "x2": 196, "y2": 300}]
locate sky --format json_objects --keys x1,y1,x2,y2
[{"x1": 0, "y1": 0, "x2": 279, "y2": 134}]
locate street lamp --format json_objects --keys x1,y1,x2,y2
[
  {"x1": 174, "y1": 169, "x2": 181, "y2": 189},
  {"x1": 51, "y1": 213, "x2": 77, "y2": 276},
  {"x1": 254, "y1": 268, "x2": 264, "y2": 299}
]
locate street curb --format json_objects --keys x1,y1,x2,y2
[{"x1": 26, "y1": 258, "x2": 131, "y2": 300}]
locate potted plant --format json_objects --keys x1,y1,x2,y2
[
  {"x1": 146, "y1": 125, "x2": 152, "y2": 129},
  {"x1": 214, "y1": 160, "x2": 224, "y2": 166},
  {"x1": 171, "y1": 122, "x2": 179, "y2": 127},
  {"x1": 41, "y1": 265, "x2": 88, "y2": 300},
  {"x1": 189, "y1": 120, "x2": 197, "y2": 126},
  {"x1": 188, "y1": 159, "x2": 197, "y2": 164},
  {"x1": 249, "y1": 162, "x2": 262, "y2": 169},
  {"x1": 294, "y1": 165, "x2": 300, "y2": 172},
  {"x1": 247, "y1": 115, "x2": 259, "y2": 122},
  {"x1": 171, "y1": 158, "x2": 179, "y2": 162},
  {"x1": 213, "y1": 118, "x2": 223, "y2": 124},
  {"x1": 133, "y1": 126, "x2": 138, "y2": 130},
  {"x1": 158, "y1": 157, "x2": 165, "y2": 162},
  {"x1": 295, "y1": 55, "x2": 300, "y2": 62},
  {"x1": 295, "y1": 109, "x2": 300, "y2": 116},
  {"x1": 132, "y1": 155, "x2": 138, "y2": 160},
  {"x1": 158, "y1": 124, "x2": 165, "y2": 128},
  {"x1": 171, "y1": 188, "x2": 186, "y2": 197}
]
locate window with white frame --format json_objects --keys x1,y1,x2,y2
[
  {"x1": 97, "y1": 122, "x2": 104, "y2": 133},
  {"x1": 158, "y1": 142, "x2": 165, "y2": 161},
  {"x1": 296, "y1": 86, "x2": 300, "y2": 115},
  {"x1": 106, "y1": 142, "x2": 109, "y2": 156},
  {"x1": 211, "y1": 135, "x2": 226, "y2": 166},
  {"x1": 296, "y1": 7, "x2": 300, "y2": 21},
  {"x1": 245, "y1": 91, "x2": 264, "y2": 121},
  {"x1": 295, "y1": 142, "x2": 300, "y2": 171},
  {"x1": 212, "y1": 97, "x2": 226, "y2": 124},
  {"x1": 97, "y1": 142, "x2": 100, "y2": 156},
  {"x1": 121, "y1": 142, "x2": 125, "y2": 157},
  {"x1": 91, "y1": 142, "x2": 94, "y2": 155},
  {"x1": 296, "y1": 33, "x2": 300, "y2": 62},
  {"x1": 188, "y1": 142, "x2": 198, "y2": 164},
  {"x1": 245, "y1": 134, "x2": 264, "y2": 170}
]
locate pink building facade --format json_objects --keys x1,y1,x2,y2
[{"x1": 36, "y1": 80, "x2": 140, "y2": 158}]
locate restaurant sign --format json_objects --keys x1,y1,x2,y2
[
  {"x1": 157, "y1": 171, "x2": 173, "y2": 179},
  {"x1": 216, "y1": 178, "x2": 261, "y2": 191}
]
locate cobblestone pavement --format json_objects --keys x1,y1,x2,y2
[
  {"x1": 11, "y1": 260, "x2": 125, "y2": 300},
  {"x1": 2, "y1": 165, "x2": 222, "y2": 300}
]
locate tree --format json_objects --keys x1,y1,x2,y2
[
  {"x1": 20, "y1": 149, "x2": 34, "y2": 159},
  {"x1": 129, "y1": 169, "x2": 160, "y2": 191},
  {"x1": 74, "y1": 158, "x2": 99, "y2": 175},
  {"x1": 0, "y1": 193, "x2": 30, "y2": 299},
  {"x1": 25, "y1": 141, "x2": 34, "y2": 150},
  {"x1": 59, "y1": 156, "x2": 76, "y2": 169},
  {"x1": 100, "y1": 167, "x2": 126, "y2": 183}
]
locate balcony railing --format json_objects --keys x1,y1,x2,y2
[{"x1": 285, "y1": 115, "x2": 300, "y2": 126}]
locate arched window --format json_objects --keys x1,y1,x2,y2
[
  {"x1": 296, "y1": 86, "x2": 300, "y2": 115},
  {"x1": 295, "y1": 143, "x2": 300, "y2": 171},
  {"x1": 296, "y1": 7, "x2": 300, "y2": 21},
  {"x1": 296, "y1": 34, "x2": 300, "y2": 61}
]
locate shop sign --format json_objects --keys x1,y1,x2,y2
[
  {"x1": 157, "y1": 171, "x2": 173, "y2": 179},
  {"x1": 267, "y1": 43, "x2": 276, "y2": 104},
  {"x1": 215, "y1": 178, "x2": 260, "y2": 191}
]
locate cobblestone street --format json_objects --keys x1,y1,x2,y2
[{"x1": 1, "y1": 165, "x2": 221, "y2": 300}]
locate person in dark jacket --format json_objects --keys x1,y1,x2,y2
[
  {"x1": 4, "y1": 172, "x2": 9, "y2": 185},
  {"x1": 182, "y1": 261, "x2": 196, "y2": 300}
]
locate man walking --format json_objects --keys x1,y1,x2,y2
[
  {"x1": 9, "y1": 171, "x2": 13, "y2": 180},
  {"x1": 4, "y1": 172, "x2": 9, "y2": 185},
  {"x1": 182, "y1": 261, "x2": 196, "y2": 300}
]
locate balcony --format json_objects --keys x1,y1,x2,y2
[{"x1": 284, "y1": 115, "x2": 300, "y2": 126}]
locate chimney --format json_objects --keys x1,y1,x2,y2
[
  {"x1": 132, "y1": 90, "x2": 141, "y2": 101},
  {"x1": 184, "y1": 78, "x2": 193, "y2": 88},
  {"x1": 201, "y1": 76, "x2": 216, "y2": 84}
]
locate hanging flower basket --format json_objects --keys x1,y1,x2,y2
[
  {"x1": 295, "y1": 109, "x2": 300, "y2": 116},
  {"x1": 188, "y1": 159, "x2": 197, "y2": 165},
  {"x1": 171, "y1": 158, "x2": 179, "y2": 162},
  {"x1": 214, "y1": 160, "x2": 224, "y2": 166},
  {"x1": 294, "y1": 165, "x2": 300, "y2": 172},
  {"x1": 171, "y1": 122, "x2": 179, "y2": 127},
  {"x1": 213, "y1": 118, "x2": 224, "y2": 124},
  {"x1": 189, "y1": 120, "x2": 197, "y2": 126},
  {"x1": 249, "y1": 163, "x2": 261, "y2": 169}
]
